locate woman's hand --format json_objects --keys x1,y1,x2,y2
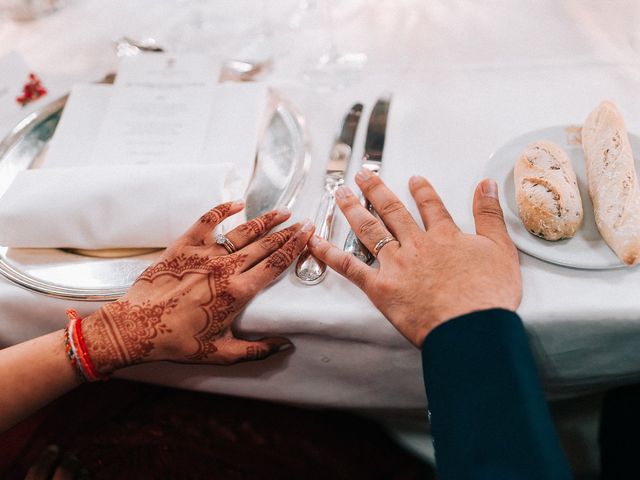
[
  {"x1": 308, "y1": 170, "x2": 521, "y2": 347},
  {"x1": 82, "y1": 201, "x2": 314, "y2": 374}
]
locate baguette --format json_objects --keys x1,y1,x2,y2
[
  {"x1": 514, "y1": 140, "x2": 583, "y2": 240},
  {"x1": 582, "y1": 101, "x2": 640, "y2": 266}
]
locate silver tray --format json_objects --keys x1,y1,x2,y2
[{"x1": 0, "y1": 91, "x2": 310, "y2": 301}]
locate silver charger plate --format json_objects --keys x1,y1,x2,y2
[
  {"x1": 484, "y1": 125, "x2": 638, "y2": 270},
  {"x1": 0, "y1": 91, "x2": 310, "y2": 300}
]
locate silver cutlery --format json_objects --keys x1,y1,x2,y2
[
  {"x1": 343, "y1": 96, "x2": 391, "y2": 265},
  {"x1": 220, "y1": 59, "x2": 273, "y2": 82},
  {"x1": 113, "y1": 37, "x2": 270, "y2": 82},
  {"x1": 295, "y1": 103, "x2": 364, "y2": 284},
  {"x1": 114, "y1": 36, "x2": 165, "y2": 56}
]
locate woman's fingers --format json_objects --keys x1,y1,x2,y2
[
  {"x1": 307, "y1": 235, "x2": 375, "y2": 290},
  {"x1": 247, "y1": 220, "x2": 314, "y2": 289},
  {"x1": 211, "y1": 207, "x2": 291, "y2": 253},
  {"x1": 354, "y1": 168, "x2": 419, "y2": 240},
  {"x1": 335, "y1": 186, "x2": 399, "y2": 259},
  {"x1": 225, "y1": 337, "x2": 293, "y2": 364},
  {"x1": 408, "y1": 176, "x2": 459, "y2": 232},
  {"x1": 184, "y1": 200, "x2": 245, "y2": 243},
  {"x1": 237, "y1": 223, "x2": 301, "y2": 271}
]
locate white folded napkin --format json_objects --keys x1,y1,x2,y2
[
  {"x1": 0, "y1": 79, "x2": 267, "y2": 249},
  {"x1": 0, "y1": 164, "x2": 245, "y2": 248}
]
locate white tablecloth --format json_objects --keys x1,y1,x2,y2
[{"x1": 1, "y1": 0, "x2": 639, "y2": 408}]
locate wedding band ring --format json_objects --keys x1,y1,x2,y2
[
  {"x1": 215, "y1": 233, "x2": 237, "y2": 254},
  {"x1": 373, "y1": 235, "x2": 398, "y2": 257}
]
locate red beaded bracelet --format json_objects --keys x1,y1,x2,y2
[{"x1": 65, "y1": 309, "x2": 109, "y2": 382}]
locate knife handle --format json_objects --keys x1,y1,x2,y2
[
  {"x1": 343, "y1": 191, "x2": 375, "y2": 265},
  {"x1": 295, "y1": 185, "x2": 339, "y2": 284}
]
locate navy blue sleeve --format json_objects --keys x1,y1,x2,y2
[{"x1": 421, "y1": 309, "x2": 572, "y2": 480}]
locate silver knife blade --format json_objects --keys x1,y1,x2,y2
[
  {"x1": 362, "y1": 95, "x2": 391, "y2": 168},
  {"x1": 295, "y1": 102, "x2": 363, "y2": 285},
  {"x1": 326, "y1": 103, "x2": 363, "y2": 175},
  {"x1": 343, "y1": 95, "x2": 391, "y2": 265}
]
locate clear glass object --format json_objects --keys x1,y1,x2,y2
[
  {"x1": 166, "y1": 0, "x2": 275, "y2": 63},
  {"x1": 298, "y1": 0, "x2": 368, "y2": 90}
]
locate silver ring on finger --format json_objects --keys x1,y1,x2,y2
[
  {"x1": 373, "y1": 235, "x2": 398, "y2": 258},
  {"x1": 215, "y1": 233, "x2": 237, "y2": 254}
]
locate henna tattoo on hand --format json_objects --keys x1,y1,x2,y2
[
  {"x1": 259, "y1": 225, "x2": 297, "y2": 251},
  {"x1": 199, "y1": 203, "x2": 232, "y2": 225},
  {"x1": 245, "y1": 345, "x2": 267, "y2": 361},
  {"x1": 236, "y1": 211, "x2": 278, "y2": 237},
  {"x1": 136, "y1": 253, "x2": 218, "y2": 283},
  {"x1": 185, "y1": 254, "x2": 247, "y2": 361},
  {"x1": 83, "y1": 298, "x2": 178, "y2": 374},
  {"x1": 265, "y1": 236, "x2": 299, "y2": 277},
  {"x1": 82, "y1": 210, "x2": 298, "y2": 368}
]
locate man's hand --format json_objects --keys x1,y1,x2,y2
[{"x1": 308, "y1": 169, "x2": 522, "y2": 347}]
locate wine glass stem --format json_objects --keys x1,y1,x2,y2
[{"x1": 322, "y1": 0, "x2": 338, "y2": 62}]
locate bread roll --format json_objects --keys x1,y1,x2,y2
[
  {"x1": 582, "y1": 101, "x2": 640, "y2": 266},
  {"x1": 514, "y1": 141, "x2": 583, "y2": 240}
]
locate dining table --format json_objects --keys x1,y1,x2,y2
[{"x1": 0, "y1": 0, "x2": 639, "y2": 418}]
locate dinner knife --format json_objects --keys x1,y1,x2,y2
[
  {"x1": 343, "y1": 96, "x2": 391, "y2": 265},
  {"x1": 295, "y1": 103, "x2": 364, "y2": 284}
]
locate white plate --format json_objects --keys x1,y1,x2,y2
[{"x1": 484, "y1": 125, "x2": 640, "y2": 270}]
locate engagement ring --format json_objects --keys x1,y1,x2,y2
[{"x1": 215, "y1": 233, "x2": 237, "y2": 254}]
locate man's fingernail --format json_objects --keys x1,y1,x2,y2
[
  {"x1": 409, "y1": 175, "x2": 421, "y2": 187},
  {"x1": 356, "y1": 167, "x2": 372, "y2": 181},
  {"x1": 336, "y1": 186, "x2": 353, "y2": 199},
  {"x1": 482, "y1": 179, "x2": 498, "y2": 199},
  {"x1": 278, "y1": 343, "x2": 294, "y2": 352},
  {"x1": 276, "y1": 206, "x2": 291, "y2": 216},
  {"x1": 300, "y1": 219, "x2": 314, "y2": 232},
  {"x1": 308, "y1": 234, "x2": 322, "y2": 247},
  {"x1": 232, "y1": 199, "x2": 245, "y2": 208}
]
